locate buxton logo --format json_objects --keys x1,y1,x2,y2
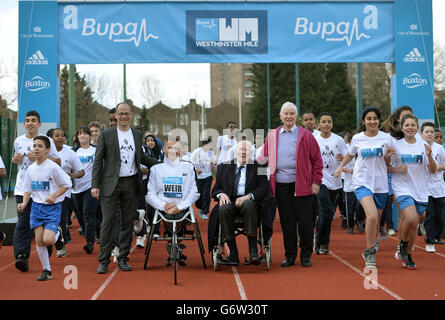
[
  {"x1": 404, "y1": 48, "x2": 425, "y2": 63},
  {"x1": 25, "y1": 76, "x2": 50, "y2": 92},
  {"x1": 403, "y1": 73, "x2": 427, "y2": 89},
  {"x1": 186, "y1": 10, "x2": 268, "y2": 55},
  {"x1": 294, "y1": 5, "x2": 378, "y2": 47},
  {"x1": 63, "y1": 5, "x2": 159, "y2": 48},
  {"x1": 26, "y1": 50, "x2": 48, "y2": 65}
]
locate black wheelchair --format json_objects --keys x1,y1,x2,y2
[
  {"x1": 212, "y1": 215, "x2": 272, "y2": 271},
  {"x1": 143, "y1": 207, "x2": 206, "y2": 285}
]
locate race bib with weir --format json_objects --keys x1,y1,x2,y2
[{"x1": 163, "y1": 177, "x2": 183, "y2": 198}]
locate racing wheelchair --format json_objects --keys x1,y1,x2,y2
[{"x1": 143, "y1": 207, "x2": 206, "y2": 285}]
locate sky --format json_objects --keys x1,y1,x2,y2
[{"x1": 0, "y1": 0, "x2": 444, "y2": 111}]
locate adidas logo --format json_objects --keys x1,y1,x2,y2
[
  {"x1": 404, "y1": 48, "x2": 425, "y2": 63},
  {"x1": 26, "y1": 50, "x2": 48, "y2": 65}
]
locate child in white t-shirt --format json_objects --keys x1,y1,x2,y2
[
  {"x1": 17, "y1": 136, "x2": 72, "y2": 281},
  {"x1": 334, "y1": 107, "x2": 393, "y2": 269},
  {"x1": 389, "y1": 114, "x2": 436, "y2": 270},
  {"x1": 420, "y1": 122, "x2": 445, "y2": 253},
  {"x1": 314, "y1": 113, "x2": 348, "y2": 254},
  {"x1": 12, "y1": 110, "x2": 61, "y2": 273},
  {"x1": 71, "y1": 127, "x2": 99, "y2": 255}
]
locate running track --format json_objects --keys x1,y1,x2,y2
[{"x1": 1, "y1": 206, "x2": 445, "y2": 300}]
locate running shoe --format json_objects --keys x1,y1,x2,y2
[
  {"x1": 55, "y1": 226, "x2": 65, "y2": 251},
  {"x1": 37, "y1": 269, "x2": 52, "y2": 281},
  {"x1": 379, "y1": 227, "x2": 387, "y2": 241},
  {"x1": 402, "y1": 254, "x2": 417, "y2": 270},
  {"x1": 374, "y1": 238, "x2": 379, "y2": 252},
  {"x1": 388, "y1": 229, "x2": 396, "y2": 236},
  {"x1": 425, "y1": 243, "x2": 435, "y2": 253},
  {"x1": 136, "y1": 235, "x2": 146, "y2": 248},
  {"x1": 394, "y1": 242, "x2": 401, "y2": 261},
  {"x1": 362, "y1": 247, "x2": 377, "y2": 268},
  {"x1": 399, "y1": 241, "x2": 409, "y2": 263},
  {"x1": 56, "y1": 245, "x2": 67, "y2": 258}
]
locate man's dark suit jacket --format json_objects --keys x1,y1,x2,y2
[
  {"x1": 92, "y1": 126, "x2": 159, "y2": 197},
  {"x1": 208, "y1": 160, "x2": 272, "y2": 252}
]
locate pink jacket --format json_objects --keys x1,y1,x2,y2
[{"x1": 259, "y1": 125, "x2": 323, "y2": 197}]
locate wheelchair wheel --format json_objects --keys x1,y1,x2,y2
[
  {"x1": 212, "y1": 248, "x2": 219, "y2": 271},
  {"x1": 265, "y1": 246, "x2": 271, "y2": 271},
  {"x1": 171, "y1": 234, "x2": 178, "y2": 285}
]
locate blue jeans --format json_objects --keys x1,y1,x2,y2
[
  {"x1": 316, "y1": 185, "x2": 340, "y2": 246},
  {"x1": 13, "y1": 196, "x2": 34, "y2": 258},
  {"x1": 72, "y1": 188, "x2": 99, "y2": 244}
]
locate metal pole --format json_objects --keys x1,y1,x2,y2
[
  {"x1": 239, "y1": 88, "x2": 242, "y2": 130},
  {"x1": 69, "y1": 64, "x2": 76, "y2": 142},
  {"x1": 267, "y1": 63, "x2": 271, "y2": 130},
  {"x1": 295, "y1": 63, "x2": 300, "y2": 116},
  {"x1": 123, "y1": 64, "x2": 127, "y2": 101},
  {"x1": 356, "y1": 63, "x2": 363, "y2": 129}
]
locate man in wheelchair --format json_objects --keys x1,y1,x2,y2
[
  {"x1": 211, "y1": 140, "x2": 268, "y2": 266},
  {"x1": 146, "y1": 138, "x2": 200, "y2": 267}
]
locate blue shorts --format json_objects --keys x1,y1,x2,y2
[
  {"x1": 30, "y1": 202, "x2": 62, "y2": 233},
  {"x1": 396, "y1": 195, "x2": 427, "y2": 215},
  {"x1": 354, "y1": 186, "x2": 387, "y2": 210}
]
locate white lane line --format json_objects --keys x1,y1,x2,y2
[
  {"x1": 224, "y1": 243, "x2": 248, "y2": 300},
  {"x1": 232, "y1": 266, "x2": 248, "y2": 300},
  {"x1": 90, "y1": 266, "x2": 119, "y2": 300},
  {"x1": 90, "y1": 245, "x2": 136, "y2": 300},
  {"x1": 330, "y1": 250, "x2": 404, "y2": 301}
]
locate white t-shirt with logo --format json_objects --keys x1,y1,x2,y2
[
  {"x1": 117, "y1": 128, "x2": 137, "y2": 177},
  {"x1": 58, "y1": 145, "x2": 83, "y2": 198},
  {"x1": 316, "y1": 133, "x2": 348, "y2": 190},
  {"x1": 217, "y1": 135, "x2": 237, "y2": 164},
  {"x1": 72, "y1": 146, "x2": 96, "y2": 194},
  {"x1": 391, "y1": 137, "x2": 430, "y2": 203},
  {"x1": 14, "y1": 134, "x2": 59, "y2": 196},
  {"x1": 349, "y1": 131, "x2": 392, "y2": 194},
  {"x1": 191, "y1": 147, "x2": 216, "y2": 180},
  {"x1": 23, "y1": 159, "x2": 72, "y2": 204},
  {"x1": 427, "y1": 142, "x2": 445, "y2": 198},
  {"x1": 342, "y1": 144, "x2": 356, "y2": 193}
]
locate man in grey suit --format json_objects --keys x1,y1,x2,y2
[{"x1": 92, "y1": 102, "x2": 159, "y2": 274}]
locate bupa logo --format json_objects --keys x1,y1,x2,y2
[
  {"x1": 26, "y1": 50, "x2": 48, "y2": 65},
  {"x1": 403, "y1": 73, "x2": 428, "y2": 89},
  {"x1": 63, "y1": 5, "x2": 159, "y2": 48},
  {"x1": 404, "y1": 48, "x2": 425, "y2": 63},
  {"x1": 25, "y1": 76, "x2": 50, "y2": 92},
  {"x1": 294, "y1": 5, "x2": 378, "y2": 47},
  {"x1": 186, "y1": 11, "x2": 268, "y2": 55}
]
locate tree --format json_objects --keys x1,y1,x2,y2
[
  {"x1": 138, "y1": 104, "x2": 150, "y2": 133},
  {"x1": 434, "y1": 40, "x2": 445, "y2": 91},
  {"x1": 248, "y1": 63, "x2": 356, "y2": 133},
  {"x1": 59, "y1": 65, "x2": 107, "y2": 134},
  {"x1": 140, "y1": 74, "x2": 163, "y2": 108}
]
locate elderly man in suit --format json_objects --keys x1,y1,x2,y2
[
  {"x1": 92, "y1": 102, "x2": 159, "y2": 274},
  {"x1": 211, "y1": 140, "x2": 268, "y2": 266}
]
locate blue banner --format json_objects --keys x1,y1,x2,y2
[
  {"x1": 18, "y1": 1, "x2": 58, "y2": 128},
  {"x1": 395, "y1": 0, "x2": 434, "y2": 121},
  {"x1": 58, "y1": 2, "x2": 395, "y2": 64}
]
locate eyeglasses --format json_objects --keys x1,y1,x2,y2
[{"x1": 117, "y1": 112, "x2": 131, "y2": 117}]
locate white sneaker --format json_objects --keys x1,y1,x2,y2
[
  {"x1": 425, "y1": 244, "x2": 436, "y2": 253},
  {"x1": 199, "y1": 213, "x2": 208, "y2": 220},
  {"x1": 134, "y1": 209, "x2": 146, "y2": 233},
  {"x1": 388, "y1": 229, "x2": 396, "y2": 236},
  {"x1": 56, "y1": 245, "x2": 67, "y2": 258},
  {"x1": 136, "y1": 235, "x2": 146, "y2": 248},
  {"x1": 112, "y1": 246, "x2": 119, "y2": 263},
  {"x1": 153, "y1": 233, "x2": 160, "y2": 239}
]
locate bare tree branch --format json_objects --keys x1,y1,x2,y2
[{"x1": 140, "y1": 74, "x2": 164, "y2": 108}]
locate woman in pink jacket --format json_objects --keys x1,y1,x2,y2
[{"x1": 259, "y1": 102, "x2": 323, "y2": 268}]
